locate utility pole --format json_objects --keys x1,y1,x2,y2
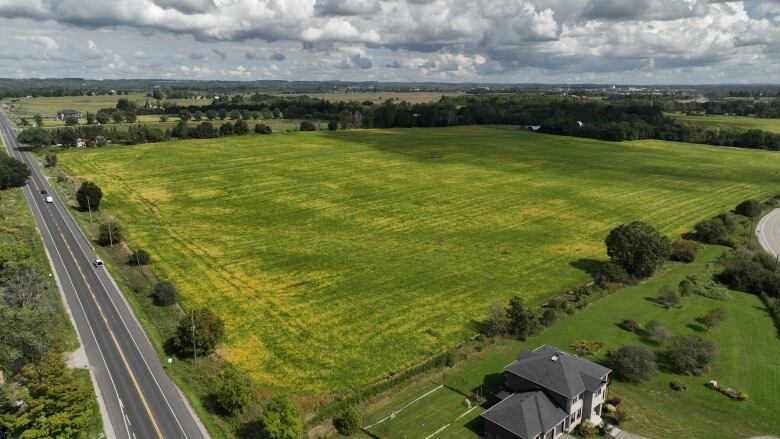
[
  {"x1": 108, "y1": 221, "x2": 113, "y2": 247},
  {"x1": 135, "y1": 249, "x2": 144, "y2": 287},
  {"x1": 747, "y1": 217, "x2": 755, "y2": 247},
  {"x1": 86, "y1": 196, "x2": 93, "y2": 223},
  {"x1": 191, "y1": 310, "x2": 197, "y2": 359}
]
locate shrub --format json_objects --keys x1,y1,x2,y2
[
  {"x1": 97, "y1": 220, "x2": 123, "y2": 246},
  {"x1": 669, "y1": 381, "x2": 688, "y2": 391},
  {"x1": 717, "y1": 212, "x2": 737, "y2": 232},
  {"x1": 571, "y1": 340, "x2": 604, "y2": 356},
  {"x1": 611, "y1": 344, "x2": 657, "y2": 383},
  {"x1": 176, "y1": 308, "x2": 225, "y2": 357},
  {"x1": 594, "y1": 262, "x2": 632, "y2": 288},
  {"x1": 333, "y1": 405, "x2": 360, "y2": 436},
  {"x1": 605, "y1": 221, "x2": 671, "y2": 278},
  {"x1": 718, "y1": 249, "x2": 780, "y2": 298},
  {"x1": 128, "y1": 249, "x2": 150, "y2": 266},
  {"x1": 693, "y1": 218, "x2": 727, "y2": 244},
  {"x1": 254, "y1": 123, "x2": 272, "y2": 134},
  {"x1": 576, "y1": 421, "x2": 598, "y2": 436},
  {"x1": 678, "y1": 278, "x2": 695, "y2": 296},
  {"x1": 299, "y1": 120, "x2": 316, "y2": 131},
  {"x1": 646, "y1": 320, "x2": 671, "y2": 343},
  {"x1": 328, "y1": 121, "x2": 339, "y2": 131},
  {"x1": 604, "y1": 404, "x2": 630, "y2": 424},
  {"x1": 656, "y1": 286, "x2": 680, "y2": 308},
  {"x1": 666, "y1": 335, "x2": 717, "y2": 375},
  {"x1": 700, "y1": 307, "x2": 727, "y2": 329},
  {"x1": 259, "y1": 396, "x2": 304, "y2": 439},
  {"x1": 670, "y1": 239, "x2": 699, "y2": 263},
  {"x1": 540, "y1": 308, "x2": 557, "y2": 327},
  {"x1": 76, "y1": 181, "x2": 103, "y2": 211},
  {"x1": 212, "y1": 364, "x2": 252, "y2": 416},
  {"x1": 735, "y1": 199, "x2": 761, "y2": 218},
  {"x1": 152, "y1": 281, "x2": 178, "y2": 306},
  {"x1": 618, "y1": 318, "x2": 640, "y2": 333}
]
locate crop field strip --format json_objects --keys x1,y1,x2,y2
[
  {"x1": 58, "y1": 126, "x2": 780, "y2": 394},
  {"x1": 668, "y1": 112, "x2": 780, "y2": 134}
]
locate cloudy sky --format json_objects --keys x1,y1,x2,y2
[{"x1": 0, "y1": 0, "x2": 778, "y2": 84}]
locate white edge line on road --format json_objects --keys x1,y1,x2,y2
[
  {"x1": 0, "y1": 116, "x2": 128, "y2": 438},
  {"x1": 1, "y1": 114, "x2": 198, "y2": 439}
]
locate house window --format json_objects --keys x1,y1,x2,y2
[
  {"x1": 596, "y1": 387, "x2": 602, "y2": 396},
  {"x1": 577, "y1": 408, "x2": 582, "y2": 419}
]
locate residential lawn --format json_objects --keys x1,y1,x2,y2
[
  {"x1": 357, "y1": 246, "x2": 780, "y2": 439},
  {"x1": 667, "y1": 112, "x2": 780, "y2": 134},
  {"x1": 55, "y1": 126, "x2": 780, "y2": 394}
]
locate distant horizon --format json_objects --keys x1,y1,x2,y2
[{"x1": 3, "y1": 77, "x2": 780, "y2": 89}]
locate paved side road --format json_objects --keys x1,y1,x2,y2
[
  {"x1": 0, "y1": 112, "x2": 209, "y2": 439},
  {"x1": 756, "y1": 208, "x2": 780, "y2": 258}
]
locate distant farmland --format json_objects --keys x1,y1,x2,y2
[
  {"x1": 58, "y1": 127, "x2": 780, "y2": 394},
  {"x1": 668, "y1": 112, "x2": 780, "y2": 134}
]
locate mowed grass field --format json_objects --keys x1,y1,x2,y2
[
  {"x1": 57, "y1": 126, "x2": 780, "y2": 394},
  {"x1": 668, "y1": 112, "x2": 780, "y2": 133}
]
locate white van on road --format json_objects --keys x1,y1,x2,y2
[{"x1": 45, "y1": 196, "x2": 54, "y2": 203}]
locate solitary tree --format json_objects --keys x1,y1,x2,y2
[
  {"x1": 0, "y1": 156, "x2": 31, "y2": 189},
  {"x1": 64, "y1": 116, "x2": 79, "y2": 126},
  {"x1": 506, "y1": 295, "x2": 540, "y2": 341},
  {"x1": 482, "y1": 299, "x2": 508, "y2": 336},
  {"x1": 656, "y1": 286, "x2": 680, "y2": 309},
  {"x1": 611, "y1": 344, "x2": 657, "y2": 383},
  {"x1": 85, "y1": 112, "x2": 96, "y2": 124},
  {"x1": 605, "y1": 221, "x2": 671, "y2": 278},
  {"x1": 176, "y1": 307, "x2": 224, "y2": 357},
  {"x1": 128, "y1": 249, "x2": 150, "y2": 266},
  {"x1": 666, "y1": 335, "x2": 717, "y2": 375},
  {"x1": 95, "y1": 112, "x2": 110, "y2": 124},
  {"x1": 111, "y1": 111, "x2": 123, "y2": 124},
  {"x1": 75, "y1": 181, "x2": 103, "y2": 211},
  {"x1": 206, "y1": 109, "x2": 217, "y2": 120},
  {"x1": 259, "y1": 396, "x2": 304, "y2": 439},
  {"x1": 179, "y1": 110, "x2": 191, "y2": 122},
  {"x1": 33, "y1": 113, "x2": 43, "y2": 127},
  {"x1": 97, "y1": 220, "x2": 123, "y2": 246}
]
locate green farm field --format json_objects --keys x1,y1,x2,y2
[
  {"x1": 57, "y1": 126, "x2": 780, "y2": 394},
  {"x1": 668, "y1": 112, "x2": 780, "y2": 133},
  {"x1": 7, "y1": 93, "x2": 210, "y2": 116}
]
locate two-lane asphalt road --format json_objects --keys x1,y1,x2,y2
[
  {"x1": 757, "y1": 208, "x2": 780, "y2": 258},
  {"x1": 0, "y1": 111, "x2": 208, "y2": 439}
]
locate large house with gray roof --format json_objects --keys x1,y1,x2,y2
[{"x1": 481, "y1": 345, "x2": 611, "y2": 439}]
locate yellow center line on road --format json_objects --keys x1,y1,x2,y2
[{"x1": 53, "y1": 223, "x2": 164, "y2": 439}]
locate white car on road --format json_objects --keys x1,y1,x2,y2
[
  {"x1": 93, "y1": 258, "x2": 104, "y2": 268},
  {"x1": 45, "y1": 196, "x2": 53, "y2": 203}
]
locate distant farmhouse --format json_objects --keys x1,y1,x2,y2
[
  {"x1": 481, "y1": 345, "x2": 611, "y2": 439},
  {"x1": 56, "y1": 109, "x2": 83, "y2": 120}
]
